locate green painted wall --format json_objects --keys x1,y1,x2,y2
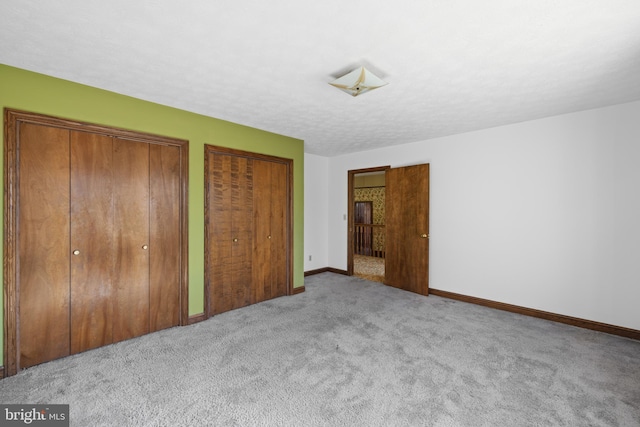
[{"x1": 0, "y1": 64, "x2": 305, "y2": 366}]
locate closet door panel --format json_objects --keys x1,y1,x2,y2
[
  {"x1": 231, "y1": 157, "x2": 254, "y2": 309},
  {"x1": 18, "y1": 123, "x2": 71, "y2": 368},
  {"x1": 70, "y1": 131, "x2": 115, "y2": 354},
  {"x1": 252, "y1": 160, "x2": 287, "y2": 301},
  {"x1": 210, "y1": 154, "x2": 230, "y2": 314},
  {"x1": 210, "y1": 154, "x2": 235, "y2": 315},
  {"x1": 209, "y1": 154, "x2": 254, "y2": 314},
  {"x1": 270, "y1": 161, "x2": 288, "y2": 298},
  {"x1": 150, "y1": 144, "x2": 181, "y2": 331},
  {"x1": 252, "y1": 160, "x2": 271, "y2": 302},
  {"x1": 112, "y1": 138, "x2": 150, "y2": 342}
]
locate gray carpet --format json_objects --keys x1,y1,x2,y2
[{"x1": 1, "y1": 272, "x2": 639, "y2": 426}]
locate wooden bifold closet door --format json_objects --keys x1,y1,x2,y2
[
  {"x1": 205, "y1": 145, "x2": 292, "y2": 317},
  {"x1": 4, "y1": 110, "x2": 188, "y2": 377}
]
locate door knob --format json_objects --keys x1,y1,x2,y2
[
  {"x1": 233, "y1": 238, "x2": 238, "y2": 242},
  {"x1": 267, "y1": 235, "x2": 272, "y2": 239},
  {"x1": 73, "y1": 250, "x2": 80, "y2": 255},
  {"x1": 142, "y1": 245, "x2": 148, "y2": 250},
  {"x1": 420, "y1": 234, "x2": 428, "y2": 238}
]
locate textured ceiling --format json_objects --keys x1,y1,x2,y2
[{"x1": 1, "y1": 1, "x2": 640, "y2": 157}]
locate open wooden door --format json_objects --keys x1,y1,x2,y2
[{"x1": 385, "y1": 164, "x2": 430, "y2": 295}]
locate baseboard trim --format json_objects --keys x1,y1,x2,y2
[
  {"x1": 188, "y1": 313, "x2": 207, "y2": 325},
  {"x1": 292, "y1": 286, "x2": 305, "y2": 295},
  {"x1": 429, "y1": 288, "x2": 640, "y2": 341},
  {"x1": 304, "y1": 267, "x2": 349, "y2": 277},
  {"x1": 0, "y1": 366, "x2": 4, "y2": 379},
  {"x1": 304, "y1": 267, "x2": 328, "y2": 276}
]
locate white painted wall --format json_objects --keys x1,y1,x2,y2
[
  {"x1": 304, "y1": 153, "x2": 329, "y2": 271},
  {"x1": 320, "y1": 100, "x2": 640, "y2": 330}
]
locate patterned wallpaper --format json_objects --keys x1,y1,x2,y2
[{"x1": 355, "y1": 187, "x2": 385, "y2": 252}]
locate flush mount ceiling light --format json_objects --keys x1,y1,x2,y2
[{"x1": 329, "y1": 66, "x2": 388, "y2": 97}]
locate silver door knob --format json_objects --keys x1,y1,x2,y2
[
  {"x1": 73, "y1": 250, "x2": 80, "y2": 255},
  {"x1": 142, "y1": 245, "x2": 148, "y2": 250}
]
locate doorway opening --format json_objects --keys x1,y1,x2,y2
[{"x1": 347, "y1": 166, "x2": 389, "y2": 282}]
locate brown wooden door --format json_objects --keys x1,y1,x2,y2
[
  {"x1": 70, "y1": 135, "x2": 178, "y2": 349},
  {"x1": 70, "y1": 131, "x2": 115, "y2": 353},
  {"x1": 18, "y1": 123, "x2": 71, "y2": 369},
  {"x1": 385, "y1": 164, "x2": 430, "y2": 295},
  {"x1": 268, "y1": 160, "x2": 288, "y2": 299},
  {"x1": 253, "y1": 159, "x2": 288, "y2": 302},
  {"x1": 208, "y1": 153, "x2": 254, "y2": 315},
  {"x1": 112, "y1": 137, "x2": 150, "y2": 343},
  {"x1": 149, "y1": 144, "x2": 182, "y2": 331},
  {"x1": 205, "y1": 145, "x2": 291, "y2": 317},
  {"x1": 7, "y1": 110, "x2": 187, "y2": 376}
]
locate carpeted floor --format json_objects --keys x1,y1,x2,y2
[
  {"x1": 1, "y1": 273, "x2": 639, "y2": 426},
  {"x1": 354, "y1": 254, "x2": 385, "y2": 283}
]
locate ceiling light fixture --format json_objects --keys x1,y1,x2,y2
[{"x1": 329, "y1": 66, "x2": 388, "y2": 97}]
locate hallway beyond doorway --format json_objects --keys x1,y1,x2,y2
[{"x1": 353, "y1": 254, "x2": 384, "y2": 283}]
